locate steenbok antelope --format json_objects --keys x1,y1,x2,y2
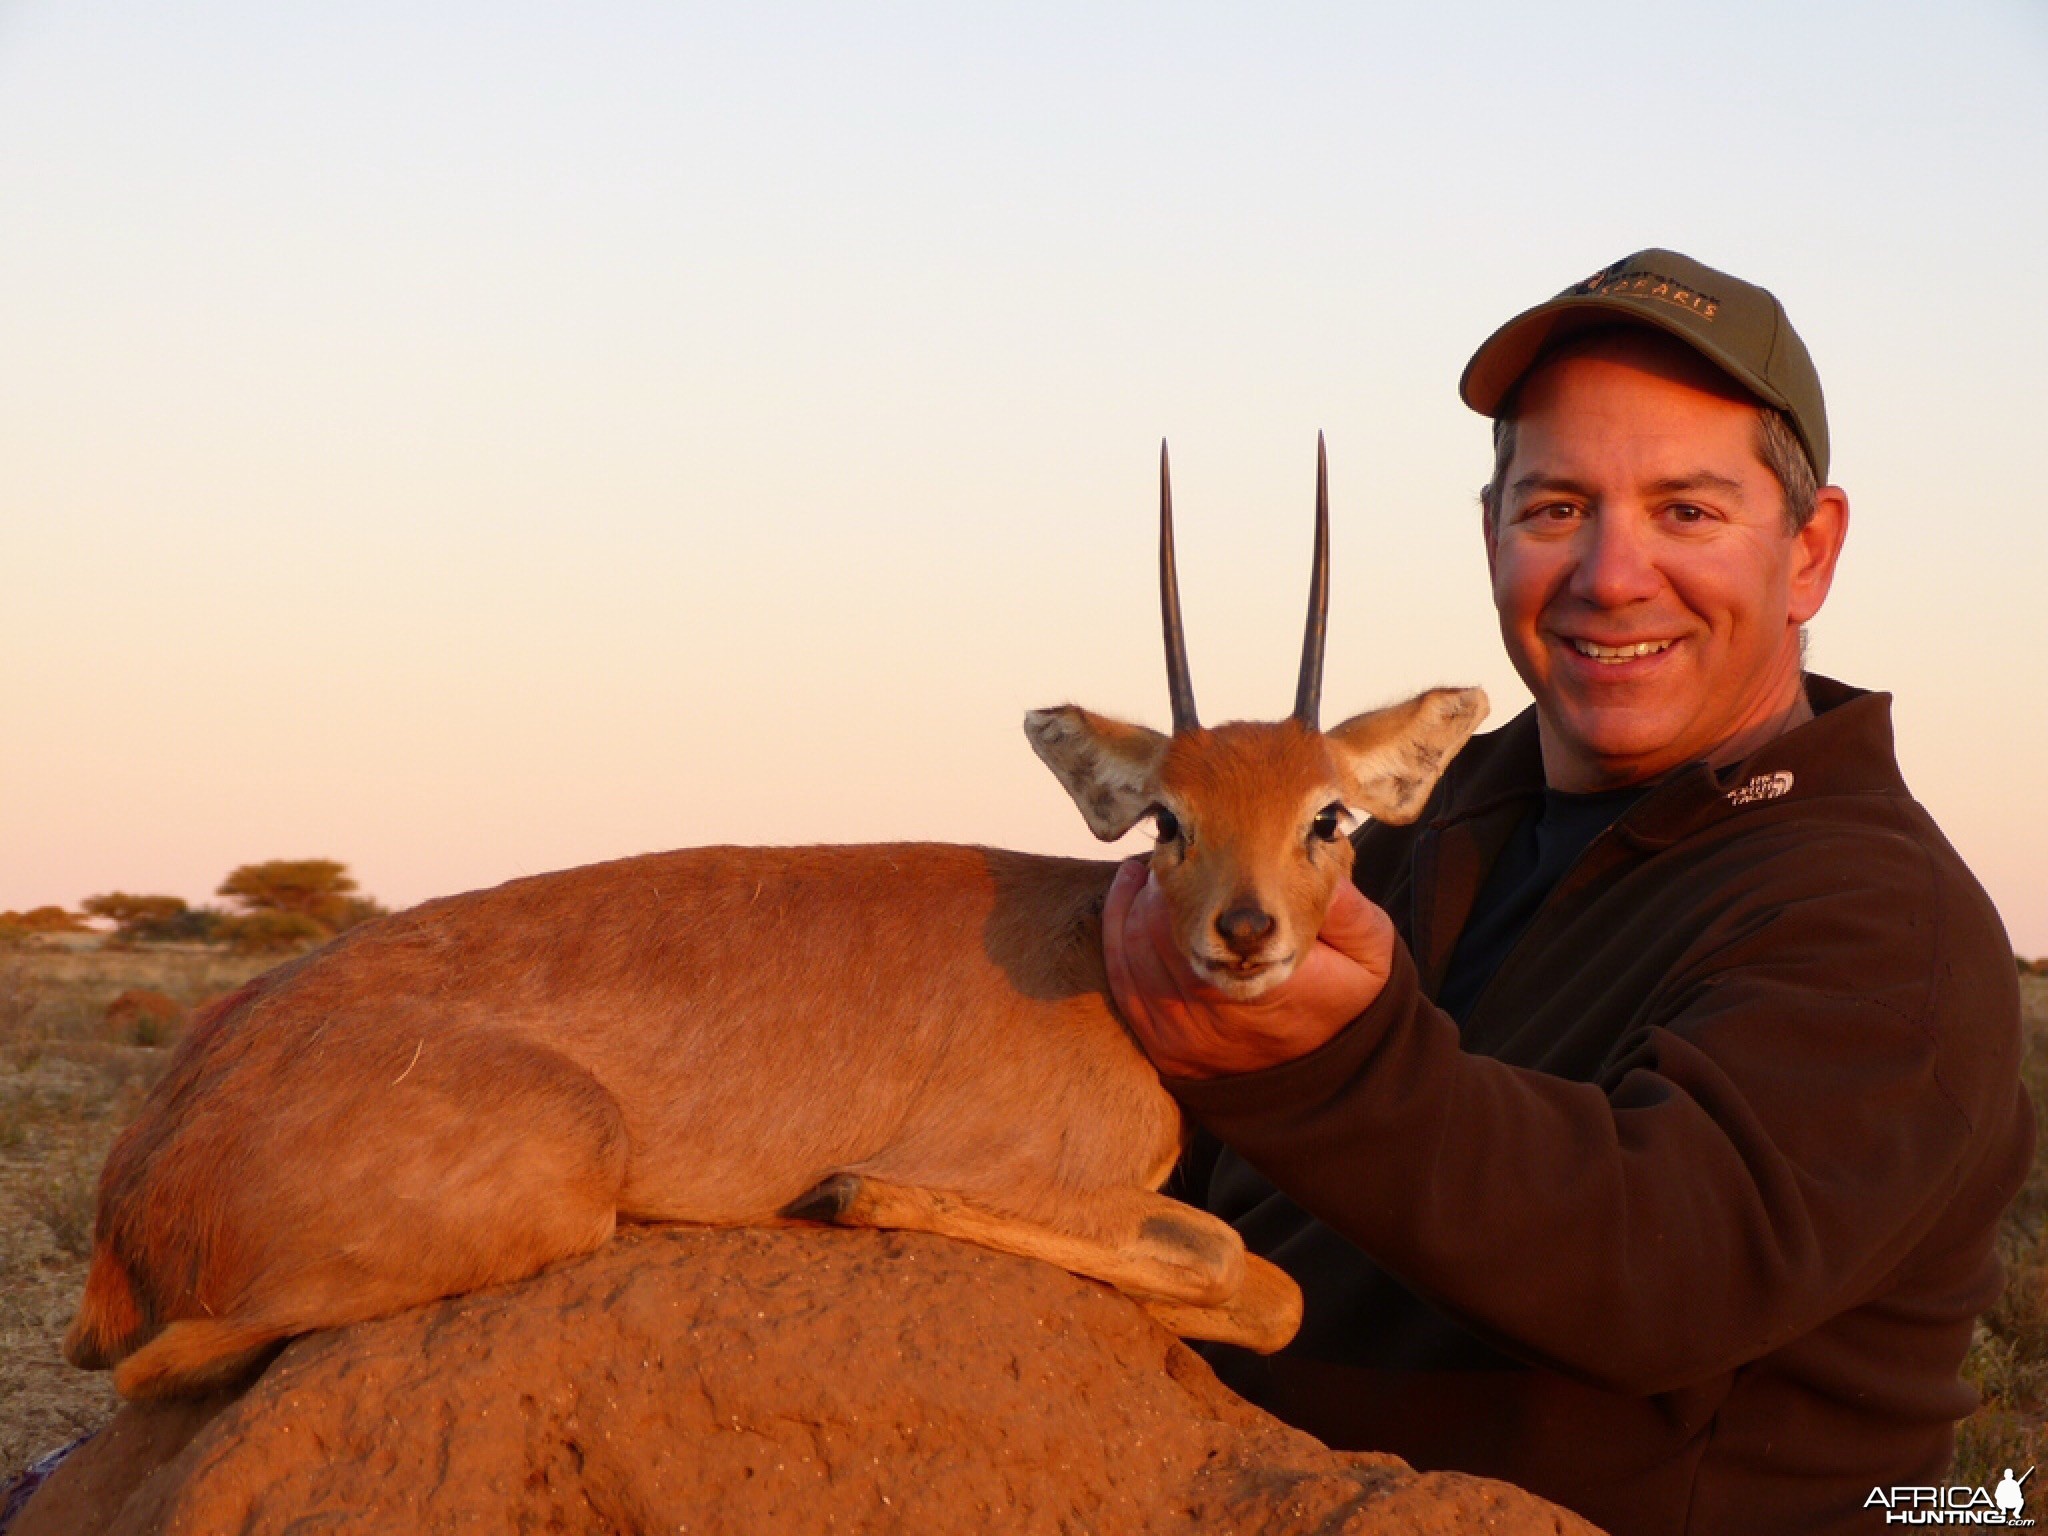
[{"x1": 67, "y1": 439, "x2": 1486, "y2": 1400}]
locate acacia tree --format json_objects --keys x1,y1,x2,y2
[
  {"x1": 215, "y1": 860, "x2": 386, "y2": 950},
  {"x1": 217, "y1": 860, "x2": 358, "y2": 929}
]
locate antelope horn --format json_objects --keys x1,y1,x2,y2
[
  {"x1": 1160, "y1": 440, "x2": 1199, "y2": 732},
  {"x1": 1292, "y1": 432, "x2": 1330, "y2": 728}
]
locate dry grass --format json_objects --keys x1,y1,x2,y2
[
  {"x1": 1955, "y1": 971, "x2": 2048, "y2": 1486},
  {"x1": 0, "y1": 943, "x2": 284, "y2": 1474}
]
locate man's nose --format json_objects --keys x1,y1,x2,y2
[{"x1": 1566, "y1": 513, "x2": 1661, "y2": 607}]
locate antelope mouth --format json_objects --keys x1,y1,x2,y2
[{"x1": 1193, "y1": 952, "x2": 1296, "y2": 996}]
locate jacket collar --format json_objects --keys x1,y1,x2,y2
[
  {"x1": 1429, "y1": 673, "x2": 1901, "y2": 847},
  {"x1": 1401, "y1": 675, "x2": 1900, "y2": 994}
]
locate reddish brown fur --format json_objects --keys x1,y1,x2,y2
[{"x1": 68, "y1": 844, "x2": 1238, "y2": 1396}]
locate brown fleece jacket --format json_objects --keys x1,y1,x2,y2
[{"x1": 1171, "y1": 676, "x2": 2035, "y2": 1536}]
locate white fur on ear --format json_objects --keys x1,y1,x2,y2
[
  {"x1": 1023, "y1": 706, "x2": 1170, "y2": 841},
  {"x1": 1325, "y1": 687, "x2": 1489, "y2": 825}
]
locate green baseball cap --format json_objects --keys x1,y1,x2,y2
[{"x1": 1459, "y1": 248, "x2": 1830, "y2": 482}]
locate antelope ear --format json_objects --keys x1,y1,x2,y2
[
  {"x1": 1326, "y1": 687, "x2": 1489, "y2": 826},
  {"x1": 1024, "y1": 706, "x2": 1170, "y2": 841}
]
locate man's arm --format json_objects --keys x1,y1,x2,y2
[{"x1": 1105, "y1": 848, "x2": 2033, "y2": 1396}]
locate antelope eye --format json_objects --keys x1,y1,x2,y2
[
  {"x1": 1310, "y1": 803, "x2": 1346, "y2": 843},
  {"x1": 1152, "y1": 807, "x2": 1182, "y2": 843}
]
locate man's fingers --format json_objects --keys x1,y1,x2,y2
[
  {"x1": 1103, "y1": 857, "x2": 1149, "y2": 1020},
  {"x1": 1106, "y1": 855, "x2": 1145, "y2": 928},
  {"x1": 1105, "y1": 860, "x2": 1389, "y2": 1077}
]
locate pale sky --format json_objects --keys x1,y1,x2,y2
[{"x1": 4, "y1": 1, "x2": 2045, "y2": 954}]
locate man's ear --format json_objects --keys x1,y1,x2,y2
[
  {"x1": 1788, "y1": 487, "x2": 1849, "y2": 625},
  {"x1": 1024, "y1": 706, "x2": 1169, "y2": 841},
  {"x1": 1325, "y1": 687, "x2": 1489, "y2": 826}
]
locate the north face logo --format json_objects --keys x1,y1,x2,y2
[{"x1": 1727, "y1": 771, "x2": 1795, "y2": 807}]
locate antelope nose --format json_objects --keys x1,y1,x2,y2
[{"x1": 1215, "y1": 904, "x2": 1275, "y2": 957}]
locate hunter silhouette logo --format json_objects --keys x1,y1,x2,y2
[
  {"x1": 2000, "y1": 1472, "x2": 2036, "y2": 1523},
  {"x1": 1864, "y1": 1465, "x2": 2035, "y2": 1525}
]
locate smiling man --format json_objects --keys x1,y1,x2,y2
[
  {"x1": 1481, "y1": 325, "x2": 1843, "y2": 793},
  {"x1": 1104, "y1": 250, "x2": 2035, "y2": 1536}
]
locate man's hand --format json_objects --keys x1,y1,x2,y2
[{"x1": 1102, "y1": 858, "x2": 1397, "y2": 1080}]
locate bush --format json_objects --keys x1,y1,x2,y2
[
  {"x1": 103, "y1": 990, "x2": 187, "y2": 1048},
  {"x1": 0, "y1": 907, "x2": 90, "y2": 940},
  {"x1": 81, "y1": 893, "x2": 198, "y2": 945}
]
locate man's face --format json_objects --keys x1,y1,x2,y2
[{"x1": 1483, "y1": 331, "x2": 1848, "y2": 792}]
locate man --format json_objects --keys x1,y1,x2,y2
[{"x1": 1103, "y1": 249, "x2": 2035, "y2": 1536}]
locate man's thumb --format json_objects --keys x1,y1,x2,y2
[{"x1": 1317, "y1": 881, "x2": 1394, "y2": 962}]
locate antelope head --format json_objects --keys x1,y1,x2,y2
[{"x1": 1027, "y1": 438, "x2": 1487, "y2": 1000}]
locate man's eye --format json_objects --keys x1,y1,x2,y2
[
  {"x1": 1519, "y1": 502, "x2": 1579, "y2": 524},
  {"x1": 1668, "y1": 503, "x2": 1709, "y2": 523}
]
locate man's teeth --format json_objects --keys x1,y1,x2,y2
[{"x1": 1571, "y1": 639, "x2": 1672, "y2": 662}]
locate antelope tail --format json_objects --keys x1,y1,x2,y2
[{"x1": 63, "y1": 1245, "x2": 148, "y2": 1371}]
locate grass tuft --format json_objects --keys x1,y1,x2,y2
[
  {"x1": 31, "y1": 1157, "x2": 98, "y2": 1261},
  {"x1": 0, "y1": 961, "x2": 44, "y2": 1071}
]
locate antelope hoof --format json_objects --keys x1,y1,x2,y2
[{"x1": 782, "y1": 1173, "x2": 864, "y2": 1225}]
